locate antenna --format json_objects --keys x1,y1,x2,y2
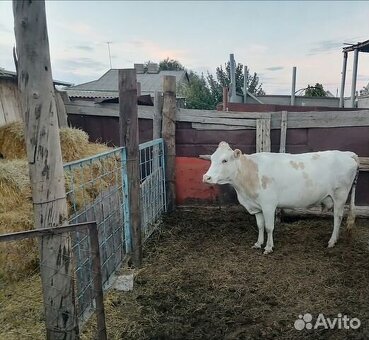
[{"x1": 106, "y1": 41, "x2": 112, "y2": 69}]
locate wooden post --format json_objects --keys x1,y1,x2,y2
[
  {"x1": 153, "y1": 91, "x2": 163, "y2": 140},
  {"x1": 119, "y1": 69, "x2": 142, "y2": 267},
  {"x1": 243, "y1": 66, "x2": 248, "y2": 103},
  {"x1": 223, "y1": 87, "x2": 228, "y2": 111},
  {"x1": 13, "y1": 1, "x2": 78, "y2": 339},
  {"x1": 162, "y1": 76, "x2": 176, "y2": 212},
  {"x1": 279, "y1": 111, "x2": 288, "y2": 153},
  {"x1": 55, "y1": 89, "x2": 68, "y2": 128},
  {"x1": 88, "y1": 223, "x2": 107, "y2": 340},
  {"x1": 256, "y1": 118, "x2": 271, "y2": 152}
]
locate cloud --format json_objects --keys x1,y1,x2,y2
[
  {"x1": 75, "y1": 45, "x2": 94, "y2": 52},
  {"x1": 265, "y1": 66, "x2": 284, "y2": 71},
  {"x1": 54, "y1": 57, "x2": 106, "y2": 71}
]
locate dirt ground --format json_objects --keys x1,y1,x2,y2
[{"x1": 82, "y1": 207, "x2": 369, "y2": 340}]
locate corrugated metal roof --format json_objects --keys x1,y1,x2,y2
[{"x1": 68, "y1": 69, "x2": 189, "y2": 98}]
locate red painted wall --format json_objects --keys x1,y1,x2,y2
[{"x1": 175, "y1": 157, "x2": 220, "y2": 205}]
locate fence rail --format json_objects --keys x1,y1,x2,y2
[{"x1": 65, "y1": 100, "x2": 369, "y2": 129}]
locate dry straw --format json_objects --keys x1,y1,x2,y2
[{"x1": 0, "y1": 121, "x2": 115, "y2": 281}]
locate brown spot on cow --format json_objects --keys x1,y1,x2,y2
[
  {"x1": 261, "y1": 175, "x2": 272, "y2": 189},
  {"x1": 302, "y1": 172, "x2": 313, "y2": 187},
  {"x1": 312, "y1": 154, "x2": 320, "y2": 160},
  {"x1": 236, "y1": 155, "x2": 260, "y2": 198},
  {"x1": 290, "y1": 160, "x2": 305, "y2": 170}
]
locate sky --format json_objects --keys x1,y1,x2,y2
[{"x1": 1, "y1": 1, "x2": 369, "y2": 95}]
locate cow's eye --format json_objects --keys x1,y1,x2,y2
[{"x1": 222, "y1": 159, "x2": 228, "y2": 164}]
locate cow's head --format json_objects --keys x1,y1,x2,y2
[{"x1": 202, "y1": 141, "x2": 242, "y2": 185}]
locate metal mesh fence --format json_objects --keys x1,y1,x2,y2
[
  {"x1": 63, "y1": 147, "x2": 128, "y2": 326},
  {"x1": 0, "y1": 139, "x2": 167, "y2": 337},
  {"x1": 139, "y1": 138, "x2": 167, "y2": 240},
  {"x1": 0, "y1": 223, "x2": 106, "y2": 339}
]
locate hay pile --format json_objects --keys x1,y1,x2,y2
[
  {"x1": 0, "y1": 121, "x2": 115, "y2": 282},
  {"x1": 0, "y1": 121, "x2": 95, "y2": 162}
]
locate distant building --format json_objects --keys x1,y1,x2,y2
[{"x1": 66, "y1": 63, "x2": 189, "y2": 106}]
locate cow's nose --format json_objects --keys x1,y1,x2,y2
[{"x1": 203, "y1": 174, "x2": 211, "y2": 183}]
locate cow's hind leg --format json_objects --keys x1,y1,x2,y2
[
  {"x1": 263, "y1": 208, "x2": 276, "y2": 254},
  {"x1": 328, "y1": 189, "x2": 348, "y2": 248},
  {"x1": 252, "y1": 212, "x2": 265, "y2": 249}
]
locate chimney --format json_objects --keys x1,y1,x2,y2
[
  {"x1": 147, "y1": 62, "x2": 159, "y2": 74},
  {"x1": 134, "y1": 63, "x2": 144, "y2": 74}
]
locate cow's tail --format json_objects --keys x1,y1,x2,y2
[{"x1": 347, "y1": 155, "x2": 360, "y2": 232}]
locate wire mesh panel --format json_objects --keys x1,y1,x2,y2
[
  {"x1": 139, "y1": 138, "x2": 167, "y2": 240},
  {"x1": 63, "y1": 147, "x2": 128, "y2": 325}
]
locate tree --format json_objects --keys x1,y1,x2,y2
[
  {"x1": 360, "y1": 83, "x2": 369, "y2": 96},
  {"x1": 305, "y1": 83, "x2": 327, "y2": 97},
  {"x1": 159, "y1": 57, "x2": 185, "y2": 71},
  {"x1": 178, "y1": 71, "x2": 215, "y2": 110},
  {"x1": 206, "y1": 61, "x2": 265, "y2": 105}
]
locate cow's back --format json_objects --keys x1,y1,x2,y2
[{"x1": 248, "y1": 151, "x2": 358, "y2": 209}]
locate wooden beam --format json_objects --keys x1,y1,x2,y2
[
  {"x1": 359, "y1": 157, "x2": 369, "y2": 172},
  {"x1": 13, "y1": 1, "x2": 78, "y2": 338},
  {"x1": 279, "y1": 111, "x2": 288, "y2": 153},
  {"x1": 162, "y1": 75, "x2": 176, "y2": 212},
  {"x1": 119, "y1": 69, "x2": 142, "y2": 267}
]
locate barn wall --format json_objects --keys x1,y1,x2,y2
[
  {"x1": 68, "y1": 114, "x2": 153, "y2": 146},
  {"x1": 0, "y1": 79, "x2": 22, "y2": 125},
  {"x1": 0, "y1": 78, "x2": 67, "y2": 127}
]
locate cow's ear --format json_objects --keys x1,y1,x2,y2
[{"x1": 234, "y1": 149, "x2": 242, "y2": 158}]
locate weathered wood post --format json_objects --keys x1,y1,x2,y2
[
  {"x1": 256, "y1": 117, "x2": 271, "y2": 153},
  {"x1": 153, "y1": 91, "x2": 163, "y2": 140},
  {"x1": 162, "y1": 76, "x2": 176, "y2": 212},
  {"x1": 13, "y1": 1, "x2": 78, "y2": 339},
  {"x1": 119, "y1": 69, "x2": 142, "y2": 267},
  {"x1": 279, "y1": 111, "x2": 288, "y2": 153}
]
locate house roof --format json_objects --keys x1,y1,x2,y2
[
  {"x1": 66, "y1": 69, "x2": 189, "y2": 99},
  {"x1": 0, "y1": 67, "x2": 72, "y2": 86}
]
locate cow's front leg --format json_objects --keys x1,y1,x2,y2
[
  {"x1": 252, "y1": 212, "x2": 264, "y2": 249},
  {"x1": 263, "y1": 208, "x2": 276, "y2": 254}
]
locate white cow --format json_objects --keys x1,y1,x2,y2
[{"x1": 202, "y1": 141, "x2": 360, "y2": 254}]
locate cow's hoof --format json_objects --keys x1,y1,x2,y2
[
  {"x1": 252, "y1": 243, "x2": 262, "y2": 249},
  {"x1": 327, "y1": 240, "x2": 336, "y2": 248},
  {"x1": 263, "y1": 247, "x2": 273, "y2": 255}
]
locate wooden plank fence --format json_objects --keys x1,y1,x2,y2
[{"x1": 65, "y1": 101, "x2": 369, "y2": 129}]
